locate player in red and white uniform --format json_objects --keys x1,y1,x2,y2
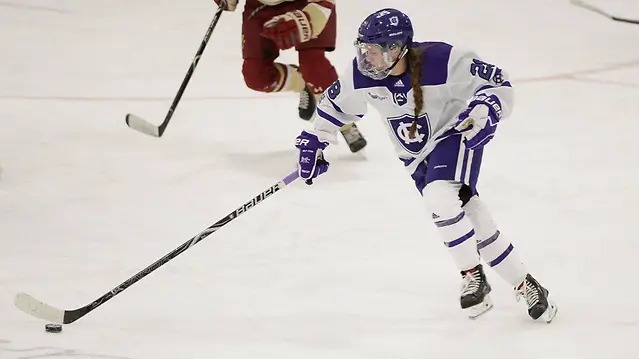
[{"x1": 214, "y1": 0, "x2": 367, "y2": 152}]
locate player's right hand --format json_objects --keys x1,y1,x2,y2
[
  {"x1": 215, "y1": 0, "x2": 237, "y2": 11},
  {"x1": 455, "y1": 103, "x2": 498, "y2": 150},
  {"x1": 295, "y1": 131, "x2": 329, "y2": 185}
]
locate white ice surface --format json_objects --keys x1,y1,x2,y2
[{"x1": 1, "y1": 1, "x2": 638, "y2": 358}]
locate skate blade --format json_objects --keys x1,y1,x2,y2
[
  {"x1": 539, "y1": 301, "x2": 558, "y2": 323},
  {"x1": 348, "y1": 139, "x2": 367, "y2": 153},
  {"x1": 465, "y1": 295, "x2": 494, "y2": 319}
]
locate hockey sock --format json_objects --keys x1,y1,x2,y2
[{"x1": 464, "y1": 196, "x2": 528, "y2": 286}]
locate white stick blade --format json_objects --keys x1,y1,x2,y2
[
  {"x1": 125, "y1": 114, "x2": 161, "y2": 137},
  {"x1": 14, "y1": 292, "x2": 65, "y2": 324}
]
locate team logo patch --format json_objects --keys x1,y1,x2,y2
[
  {"x1": 393, "y1": 92, "x2": 408, "y2": 106},
  {"x1": 387, "y1": 113, "x2": 431, "y2": 154}
]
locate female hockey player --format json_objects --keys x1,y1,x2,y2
[
  {"x1": 293, "y1": 8, "x2": 558, "y2": 322},
  {"x1": 214, "y1": 0, "x2": 367, "y2": 153}
]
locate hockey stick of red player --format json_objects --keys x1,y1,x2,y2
[
  {"x1": 14, "y1": 170, "x2": 300, "y2": 324},
  {"x1": 571, "y1": 0, "x2": 639, "y2": 25},
  {"x1": 125, "y1": 2, "x2": 226, "y2": 137}
]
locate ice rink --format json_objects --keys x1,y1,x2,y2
[{"x1": 1, "y1": 0, "x2": 638, "y2": 358}]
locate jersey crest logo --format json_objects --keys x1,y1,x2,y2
[
  {"x1": 393, "y1": 92, "x2": 408, "y2": 106},
  {"x1": 388, "y1": 113, "x2": 431, "y2": 154}
]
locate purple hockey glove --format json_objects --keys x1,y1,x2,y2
[
  {"x1": 295, "y1": 130, "x2": 329, "y2": 185},
  {"x1": 455, "y1": 94, "x2": 503, "y2": 150}
]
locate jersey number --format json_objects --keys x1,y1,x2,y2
[
  {"x1": 327, "y1": 80, "x2": 341, "y2": 100},
  {"x1": 470, "y1": 59, "x2": 504, "y2": 84}
]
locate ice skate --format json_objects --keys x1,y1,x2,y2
[
  {"x1": 339, "y1": 122, "x2": 367, "y2": 153},
  {"x1": 515, "y1": 274, "x2": 558, "y2": 323},
  {"x1": 460, "y1": 264, "x2": 493, "y2": 319},
  {"x1": 298, "y1": 85, "x2": 317, "y2": 121}
]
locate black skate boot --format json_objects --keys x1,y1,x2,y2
[
  {"x1": 298, "y1": 85, "x2": 316, "y2": 121},
  {"x1": 515, "y1": 274, "x2": 558, "y2": 323},
  {"x1": 460, "y1": 264, "x2": 493, "y2": 319},
  {"x1": 339, "y1": 123, "x2": 368, "y2": 153}
]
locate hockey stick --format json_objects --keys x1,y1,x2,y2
[
  {"x1": 14, "y1": 170, "x2": 299, "y2": 324},
  {"x1": 571, "y1": 0, "x2": 639, "y2": 25},
  {"x1": 125, "y1": 2, "x2": 225, "y2": 137}
]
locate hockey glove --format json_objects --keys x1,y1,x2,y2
[
  {"x1": 295, "y1": 130, "x2": 329, "y2": 185},
  {"x1": 455, "y1": 95, "x2": 503, "y2": 150},
  {"x1": 261, "y1": 10, "x2": 313, "y2": 50},
  {"x1": 214, "y1": 0, "x2": 237, "y2": 11}
]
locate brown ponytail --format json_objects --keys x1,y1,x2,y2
[{"x1": 408, "y1": 47, "x2": 424, "y2": 139}]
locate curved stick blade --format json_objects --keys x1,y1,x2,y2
[
  {"x1": 14, "y1": 292, "x2": 65, "y2": 324},
  {"x1": 125, "y1": 114, "x2": 161, "y2": 137}
]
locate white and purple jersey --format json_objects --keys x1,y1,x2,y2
[{"x1": 313, "y1": 41, "x2": 513, "y2": 178}]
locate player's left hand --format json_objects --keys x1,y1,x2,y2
[
  {"x1": 455, "y1": 102, "x2": 500, "y2": 150},
  {"x1": 261, "y1": 10, "x2": 313, "y2": 50}
]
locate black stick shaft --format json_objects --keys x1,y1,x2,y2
[
  {"x1": 156, "y1": 5, "x2": 225, "y2": 136},
  {"x1": 61, "y1": 171, "x2": 299, "y2": 324},
  {"x1": 612, "y1": 16, "x2": 639, "y2": 25}
]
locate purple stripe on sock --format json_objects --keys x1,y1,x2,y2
[
  {"x1": 477, "y1": 231, "x2": 500, "y2": 250},
  {"x1": 435, "y1": 212, "x2": 465, "y2": 228},
  {"x1": 445, "y1": 229, "x2": 475, "y2": 248},
  {"x1": 488, "y1": 243, "x2": 514, "y2": 267}
]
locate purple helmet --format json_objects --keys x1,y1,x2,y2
[{"x1": 354, "y1": 8, "x2": 414, "y2": 80}]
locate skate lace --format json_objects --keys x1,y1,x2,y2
[
  {"x1": 516, "y1": 280, "x2": 540, "y2": 309},
  {"x1": 460, "y1": 270, "x2": 481, "y2": 296},
  {"x1": 299, "y1": 90, "x2": 310, "y2": 110}
]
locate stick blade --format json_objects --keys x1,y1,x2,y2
[
  {"x1": 125, "y1": 114, "x2": 161, "y2": 137},
  {"x1": 14, "y1": 292, "x2": 65, "y2": 324}
]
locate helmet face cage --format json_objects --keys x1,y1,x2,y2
[{"x1": 354, "y1": 39, "x2": 407, "y2": 80}]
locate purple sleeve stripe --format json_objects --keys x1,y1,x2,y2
[
  {"x1": 317, "y1": 108, "x2": 346, "y2": 128},
  {"x1": 327, "y1": 98, "x2": 364, "y2": 118},
  {"x1": 328, "y1": 98, "x2": 345, "y2": 113}
]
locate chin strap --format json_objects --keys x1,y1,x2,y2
[{"x1": 384, "y1": 44, "x2": 409, "y2": 75}]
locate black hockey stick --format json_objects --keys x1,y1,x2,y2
[
  {"x1": 14, "y1": 170, "x2": 299, "y2": 324},
  {"x1": 571, "y1": 0, "x2": 639, "y2": 25},
  {"x1": 125, "y1": 2, "x2": 225, "y2": 137}
]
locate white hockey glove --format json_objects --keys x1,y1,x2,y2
[{"x1": 455, "y1": 95, "x2": 503, "y2": 150}]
